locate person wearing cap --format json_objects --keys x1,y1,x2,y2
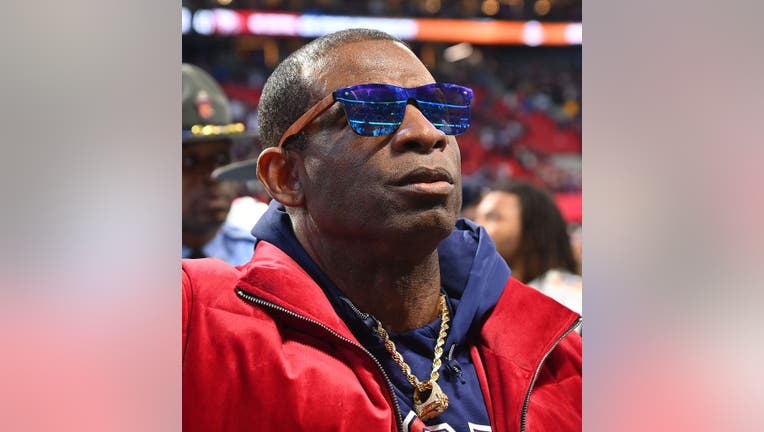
[
  {"x1": 181, "y1": 63, "x2": 257, "y2": 265},
  {"x1": 182, "y1": 30, "x2": 581, "y2": 431}
]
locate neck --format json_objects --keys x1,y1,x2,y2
[{"x1": 295, "y1": 225, "x2": 444, "y2": 333}]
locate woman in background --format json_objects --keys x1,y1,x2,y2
[{"x1": 474, "y1": 181, "x2": 582, "y2": 316}]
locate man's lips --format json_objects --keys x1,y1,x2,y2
[
  {"x1": 392, "y1": 167, "x2": 455, "y2": 185},
  {"x1": 390, "y1": 167, "x2": 455, "y2": 195}
]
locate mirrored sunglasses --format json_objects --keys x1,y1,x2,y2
[{"x1": 277, "y1": 83, "x2": 474, "y2": 148}]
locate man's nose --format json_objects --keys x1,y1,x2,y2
[{"x1": 389, "y1": 104, "x2": 448, "y2": 154}]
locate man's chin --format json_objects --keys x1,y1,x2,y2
[{"x1": 392, "y1": 208, "x2": 457, "y2": 240}]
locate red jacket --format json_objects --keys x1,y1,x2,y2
[{"x1": 183, "y1": 241, "x2": 581, "y2": 431}]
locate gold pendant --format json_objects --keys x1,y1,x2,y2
[{"x1": 413, "y1": 381, "x2": 449, "y2": 421}]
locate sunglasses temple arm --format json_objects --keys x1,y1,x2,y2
[{"x1": 276, "y1": 93, "x2": 338, "y2": 148}]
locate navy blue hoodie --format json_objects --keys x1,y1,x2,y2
[{"x1": 251, "y1": 201, "x2": 511, "y2": 431}]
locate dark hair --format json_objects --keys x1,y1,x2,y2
[
  {"x1": 498, "y1": 181, "x2": 578, "y2": 282},
  {"x1": 257, "y1": 29, "x2": 404, "y2": 151}
]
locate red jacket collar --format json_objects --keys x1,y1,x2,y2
[
  {"x1": 237, "y1": 241, "x2": 580, "y2": 371},
  {"x1": 481, "y1": 277, "x2": 580, "y2": 370},
  {"x1": 236, "y1": 241, "x2": 360, "y2": 343}
]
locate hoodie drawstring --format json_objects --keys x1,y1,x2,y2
[{"x1": 445, "y1": 343, "x2": 466, "y2": 384}]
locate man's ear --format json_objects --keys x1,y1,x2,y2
[{"x1": 257, "y1": 147, "x2": 305, "y2": 206}]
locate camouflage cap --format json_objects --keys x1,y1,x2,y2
[{"x1": 182, "y1": 63, "x2": 255, "y2": 144}]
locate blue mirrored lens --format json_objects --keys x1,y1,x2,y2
[
  {"x1": 340, "y1": 99, "x2": 406, "y2": 136},
  {"x1": 335, "y1": 83, "x2": 472, "y2": 137},
  {"x1": 415, "y1": 84, "x2": 472, "y2": 135}
]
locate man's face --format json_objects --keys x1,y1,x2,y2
[
  {"x1": 294, "y1": 40, "x2": 463, "y2": 246},
  {"x1": 182, "y1": 139, "x2": 240, "y2": 233},
  {"x1": 474, "y1": 191, "x2": 523, "y2": 263}
]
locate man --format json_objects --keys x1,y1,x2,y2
[
  {"x1": 182, "y1": 29, "x2": 581, "y2": 431},
  {"x1": 181, "y1": 63, "x2": 256, "y2": 265}
]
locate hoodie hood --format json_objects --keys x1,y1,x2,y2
[{"x1": 438, "y1": 217, "x2": 511, "y2": 348}]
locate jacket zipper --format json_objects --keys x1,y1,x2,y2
[
  {"x1": 520, "y1": 316, "x2": 582, "y2": 432},
  {"x1": 235, "y1": 288, "x2": 405, "y2": 432}
]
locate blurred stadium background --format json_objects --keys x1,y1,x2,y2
[{"x1": 182, "y1": 0, "x2": 581, "y2": 222}]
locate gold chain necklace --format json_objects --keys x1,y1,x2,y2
[{"x1": 375, "y1": 293, "x2": 450, "y2": 421}]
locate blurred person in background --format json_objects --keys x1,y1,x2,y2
[
  {"x1": 474, "y1": 181, "x2": 582, "y2": 316},
  {"x1": 181, "y1": 63, "x2": 259, "y2": 265},
  {"x1": 459, "y1": 179, "x2": 485, "y2": 220},
  {"x1": 569, "y1": 222, "x2": 583, "y2": 275},
  {"x1": 182, "y1": 29, "x2": 581, "y2": 431}
]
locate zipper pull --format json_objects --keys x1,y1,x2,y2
[
  {"x1": 339, "y1": 296, "x2": 380, "y2": 328},
  {"x1": 445, "y1": 344, "x2": 466, "y2": 384}
]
